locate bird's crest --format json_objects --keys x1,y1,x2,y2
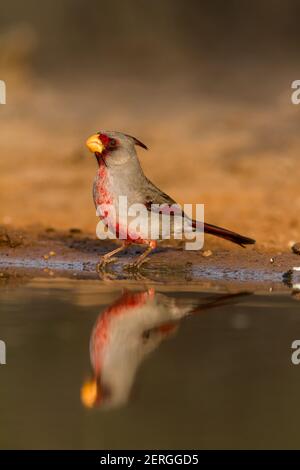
[{"x1": 124, "y1": 134, "x2": 148, "y2": 150}]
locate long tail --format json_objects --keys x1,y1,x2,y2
[
  {"x1": 190, "y1": 291, "x2": 252, "y2": 315},
  {"x1": 202, "y1": 222, "x2": 255, "y2": 247}
]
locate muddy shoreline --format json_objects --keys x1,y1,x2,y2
[{"x1": 0, "y1": 226, "x2": 299, "y2": 292}]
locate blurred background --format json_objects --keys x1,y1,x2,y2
[{"x1": 1, "y1": 0, "x2": 300, "y2": 249}]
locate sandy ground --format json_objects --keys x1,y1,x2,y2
[
  {"x1": 1, "y1": 73, "x2": 300, "y2": 254},
  {"x1": 1, "y1": 34, "x2": 300, "y2": 285},
  {"x1": 0, "y1": 226, "x2": 299, "y2": 292}
]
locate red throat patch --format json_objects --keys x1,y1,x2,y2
[{"x1": 90, "y1": 291, "x2": 151, "y2": 375}]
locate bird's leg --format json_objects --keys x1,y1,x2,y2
[
  {"x1": 125, "y1": 241, "x2": 157, "y2": 270},
  {"x1": 97, "y1": 243, "x2": 127, "y2": 272}
]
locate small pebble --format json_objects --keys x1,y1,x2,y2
[
  {"x1": 270, "y1": 257, "x2": 275, "y2": 264},
  {"x1": 43, "y1": 254, "x2": 49, "y2": 260},
  {"x1": 202, "y1": 250, "x2": 212, "y2": 257},
  {"x1": 49, "y1": 251, "x2": 56, "y2": 256},
  {"x1": 291, "y1": 242, "x2": 300, "y2": 255}
]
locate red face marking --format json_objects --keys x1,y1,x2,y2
[
  {"x1": 98, "y1": 133, "x2": 110, "y2": 147},
  {"x1": 98, "y1": 133, "x2": 118, "y2": 151}
]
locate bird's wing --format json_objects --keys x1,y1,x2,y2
[
  {"x1": 143, "y1": 179, "x2": 255, "y2": 247},
  {"x1": 143, "y1": 179, "x2": 184, "y2": 216}
]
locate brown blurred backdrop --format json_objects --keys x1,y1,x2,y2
[{"x1": 1, "y1": 0, "x2": 300, "y2": 249}]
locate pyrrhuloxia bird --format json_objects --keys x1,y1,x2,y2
[
  {"x1": 80, "y1": 288, "x2": 250, "y2": 409},
  {"x1": 86, "y1": 130, "x2": 255, "y2": 269}
]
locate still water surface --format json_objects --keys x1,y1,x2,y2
[{"x1": 0, "y1": 279, "x2": 299, "y2": 449}]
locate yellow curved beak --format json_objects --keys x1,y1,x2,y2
[
  {"x1": 80, "y1": 378, "x2": 100, "y2": 408},
  {"x1": 86, "y1": 134, "x2": 104, "y2": 154}
]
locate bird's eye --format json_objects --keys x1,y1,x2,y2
[{"x1": 109, "y1": 138, "x2": 117, "y2": 147}]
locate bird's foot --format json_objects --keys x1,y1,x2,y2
[
  {"x1": 97, "y1": 269, "x2": 118, "y2": 281},
  {"x1": 124, "y1": 270, "x2": 149, "y2": 281},
  {"x1": 96, "y1": 257, "x2": 118, "y2": 273},
  {"x1": 124, "y1": 259, "x2": 148, "y2": 272}
]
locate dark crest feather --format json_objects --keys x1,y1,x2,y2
[{"x1": 124, "y1": 133, "x2": 148, "y2": 150}]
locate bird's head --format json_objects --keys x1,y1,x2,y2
[{"x1": 86, "y1": 130, "x2": 147, "y2": 167}]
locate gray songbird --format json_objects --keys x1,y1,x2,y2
[
  {"x1": 86, "y1": 130, "x2": 255, "y2": 269},
  {"x1": 80, "y1": 288, "x2": 250, "y2": 409}
]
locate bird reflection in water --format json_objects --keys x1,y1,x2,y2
[{"x1": 81, "y1": 288, "x2": 250, "y2": 409}]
